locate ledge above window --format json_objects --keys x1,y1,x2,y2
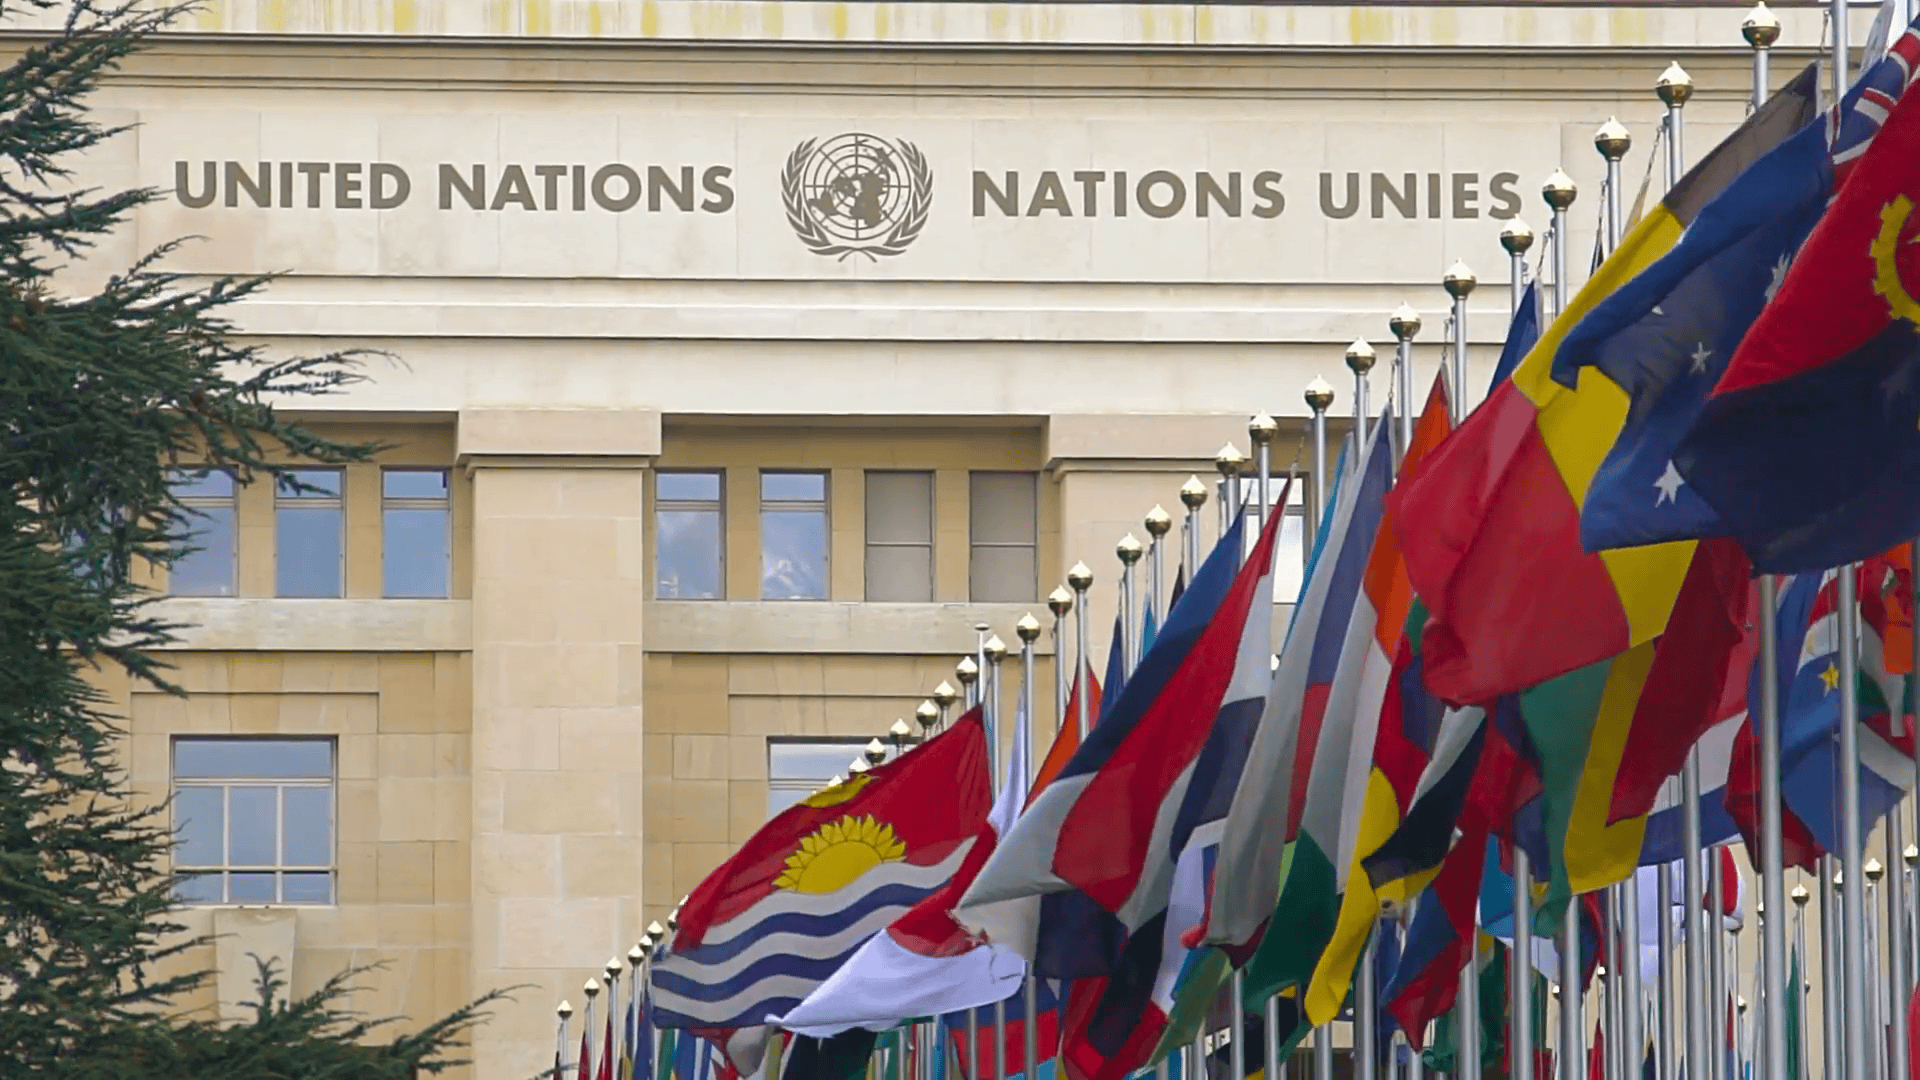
[
  {"x1": 646, "y1": 601, "x2": 1053, "y2": 655},
  {"x1": 150, "y1": 599, "x2": 471, "y2": 652}
]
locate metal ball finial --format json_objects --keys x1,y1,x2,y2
[
  {"x1": 629, "y1": 944, "x2": 646, "y2": 965},
  {"x1": 932, "y1": 681, "x2": 959, "y2": 708},
  {"x1": 1067, "y1": 561, "x2": 1094, "y2": 591},
  {"x1": 1442, "y1": 262, "x2": 1477, "y2": 299},
  {"x1": 1906, "y1": 843, "x2": 1918, "y2": 867},
  {"x1": 1116, "y1": 533, "x2": 1144, "y2": 565},
  {"x1": 1345, "y1": 339, "x2": 1377, "y2": 376},
  {"x1": 915, "y1": 699, "x2": 939, "y2": 731},
  {"x1": 1743, "y1": 1, "x2": 1780, "y2": 48},
  {"x1": 584, "y1": 977, "x2": 601, "y2": 998},
  {"x1": 1656, "y1": 62, "x2": 1695, "y2": 107},
  {"x1": 984, "y1": 635, "x2": 1008, "y2": 662},
  {"x1": 955, "y1": 656, "x2": 979, "y2": 686},
  {"x1": 1179, "y1": 475, "x2": 1209, "y2": 509},
  {"x1": 1594, "y1": 117, "x2": 1632, "y2": 161},
  {"x1": 864, "y1": 738, "x2": 888, "y2": 764},
  {"x1": 558, "y1": 999, "x2": 574, "y2": 1018},
  {"x1": 848, "y1": 756, "x2": 870, "y2": 775},
  {"x1": 1542, "y1": 169, "x2": 1578, "y2": 211},
  {"x1": 605, "y1": 956, "x2": 622, "y2": 979},
  {"x1": 888, "y1": 717, "x2": 913, "y2": 741},
  {"x1": 1500, "y1": 219, "x2": 1535, "y2": 256},
  {"x1": 1214, "y1": 442, "x2": 1247, "y2": 478},
  {"x1": 1867, "y1": 857, "x2": 1885, "y2": 882},
  {"x1": 1047, "y1": 585, "x2": 1074, "y2": 616},
  {"x1": 1790, "y1": 884, "x2": 1809, "y2": 906},
  {"x1": 1144, "y1": 505, "x2": 1173, "y2": 538},
  {"x1": 647, "y1": 919, "x2": 666, "y2": 939},
  {"x1": 1248, "y1": 413, "x2": 1279, "y2": 446},
  {"x1": 1389, "y1": 304, "x2": 1422, "y2": 341},
  {"x1": 1305, "y1": 377, "x2": 1336, "y2": 413},
  {"x1": 1015, "y1": 613, "x2": 1043, "y2": 642}
]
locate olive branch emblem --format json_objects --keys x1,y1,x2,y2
[{"x1": 781, "y1": 135, "x2": 933, "y2": 262}]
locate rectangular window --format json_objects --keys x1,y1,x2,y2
[
  {"x1": 864, "y1": 471, "x2": 934, "y2": 602},
  {"x1": 1234, "y1": 477, "x2": 1308, "y2": 605},
  {"x1": 382, "y1": 469, "x2": 450, "y2": 598},
  {"x1": 171, "y1": 737, "x2": 335, "y2": 906},
  {"x1": 655, "y1": 471, "x2": 725, "y2": 599},
  {"x1": 169, "y1": 469, "x2": 236, "y2": 597},
  {"x1": 275, "y1": 470, "x2": 343, "y2": 598},
  {"x1": 767, "y1": 739, "x2": 871, "y2": 819},
  {"x1": 761, "y1": 472, "x2": 829, "y2": 601},
  {"x1": 969, "y1": 472, "x2": 1038, "y2": 602}
]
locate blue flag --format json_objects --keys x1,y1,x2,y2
[{"x1": 1489, "y1": 282, "x2": 1542, "y2": 391}]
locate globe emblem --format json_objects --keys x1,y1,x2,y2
[{"x1": 782, "y1": 132, "x2": 932, "y2": 260}]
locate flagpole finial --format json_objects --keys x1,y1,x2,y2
[
  {"x1": 1067, "y1": 561, "x2": 1095, "y2": 591},
  {"x1": 1442, "y1": 263, "x2": 1477, "y2": 299},
  {"x1": 1390, "y1": 304, "x2": 1422, "y2": 341},
  {"x1": 827, "y1": 773, "x2": 846, "y2": 788},
  {"x1": 1248, "y1": 414, "x2": 1280, "y2": 446},
  {"x1": 933, "y1": 681, "x2": 960, "y2": 708},
  {"x1": 647, "y1": 919, "x2": 666, "y2": 939},
  {"x1": 558, "y1": 999, "x2": 574, "y2": 1018},
  {"x1": 1594, "y1": 117, "x2": 1633, "y2": 161},
  {"x1": 1015, "y1": 613, "x2": 1043, "y2": 642},
  {"x1": 1047, "y1": 586, "x2": 1075, "y2": 616},
  {"x1": 1214, "y1": 442, "x2": 1248, "y2": 477},
  {"x1": 1180, "y1": 475, "x2": 1210, "y2": 508},
  {"x1": 1906, "y1": 844, "x2": 1918, "y2": 867},
  {"x1": 1499, "y1": 219, "x2": 1535, "y2": 256},
  {"x1": 1742, "y1": 1, "x2": 1780, "y2": 48},
  {"x1": 848, "y1": 756, "x2": 871, "y2": 775},
  {"x1": 864, "y1": 738, "x2": 888, "y2": 764},
  {"x1": 584, "y1": 977, "x2": 601, "y2": 998},
  {"x1": 628, "y1": 944, "x2": 645, "y2": 967},
  {"x1": 1116, "y1": 534, "x2": 1144, "y2": 565},
  {"x1": 956, "y1": 655, "x2": 980, "y2": 686},
  {"x1": 916, "y1": 699, "x2": 940, "y2": 733},
  {"x1": 1345, "y1": 339, "x2": 1377, "y2": 375},
  {"x1": 1144, "y1": 505, "x2": 1173, "y2": 537},
  {"x1": 1655, "y1": 62, "x2": 1695, "y2": 107},
  {"x1": 1791, "y1": 884, "x2": 1810, "y2": 906},
  {"x1": 604, "y1": 957, "x2": 621, "y2": 980},
  {"x1": 984, "y1": 636, "x2": 1008, "y2": 663},
  {"x1": 1832, "y1": 870, "x2": 1844, "y2": 890},
  {"x1": 890, "y1": 717, "x2": 915, "y2": 741},
  {"x1": 1304, "y1": 377, "x2": 1336, "y2": 413},
  {"x1": 1866, "y1": 857, "x2": 1885, "y2": 882},
  {"x1": 1542, "y1": 169, "x2": 1578, "y2": 211}
]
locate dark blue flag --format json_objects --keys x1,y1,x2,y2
[{"x1": 1489, "y1": 282, "x2": 1543, "y2": 392}]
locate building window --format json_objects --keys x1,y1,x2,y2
[
  {"x1": 767, "y1": 739, "x2": 872, "y2": 818},
  {"x1": 169, "y1": 469, "x2": 236, "y2": 597},
  {"x1": 864, "y1": 471, "x2": 934, "y2": 602},
  {"x1": 761, "y1": 472, "x2": 829, "y2": 601},
  {"x1": 656, "y1": 471, "x2": 724, "y2": 600},
  {"x1": 969, "y1": 472, "x2": 1037, "y2": 602},
  {"x1": 382, "y1": 469, "x2": 451, "y2": 598},
  {"x1": 171, "y1": 738, "x2": 335, "y2": 906},
  {"x1": 275, "y1": 470, "x2": 343, "y2": 598},
  {"x1": 1233, "y1": 477, "x2": 1308, "y2": 605}
]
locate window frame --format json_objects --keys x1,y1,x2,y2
[
  {"x1": 273, "y1": 468, "x2": 345, "y2": 599},
  {"x1": 654, "y1": 469, "x2": 727, "y2": 601},
  {"x1": 1231, "y1": 476, "x2": 1308, "y2": 604},
  {"x1": 862, "y1": 469, "x2": 935, "y2": 602},
  {"x1": 169, "y1": 736, "x2": 337, "y2": 907},
  {"x1": 967, "y1": 470, "x2": 1039, "y2": 603},
  {"x1": 381, "y1": 468, "x2": 452, "y2": 599},
  {"x1": 766, "y1": 737, "x2": 873, "y2": 819},
  {"x1": 758, "y1": 470, "x2": 831, "y2": 602},
  {"x1": 168, "y1": 467, "x2": 238, "y2": 597}
]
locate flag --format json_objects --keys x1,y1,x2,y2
[
  {"x1": 581, "y1": 1004, "x2": 597, "y2": 1080},
  {"x1": 1491, "y1": 283, "x2": 1544, "y2": 389},
  {"x1": 778, "y1": 1030, "x2": 878, "y2": 1080},
  {"x1": 601, "y1": 1000, "x2": 616, "y2": 1080},
  {"x1": 1204, "y1": 409, "x2": 1393, "y2": 976},
  {"x1": 1673, "y1": 42, "x2": 1920, "y2": 573},
  {"x1": 773, "y1": 693, "x2": 1039, "y2": 1035},
  {"x1": 655, "y1": 1026, "x2": 676, "y2": 1080},
  {"x1": 626, "y1": 982, "x2": 654, "y2": 1080},
  {"x1": 1306, "y1": 377, "x2": 1456, "y2": 1023},
  {"x1": 1102, "y1": 615, "x2": 1126, "y2": 714},
  {"x1": 947, "y1": 979, "x2": 1067, "y2": 1080},
  {"x1": 652, "y1": 711, "x2": 991, "y2": 1030},
  {"x1": 1036, "y1": 664, "x2": 1101, "y2": 795},
  {"x1": 1385, "y1": 69, "x2": 1818, "y2": 704}
]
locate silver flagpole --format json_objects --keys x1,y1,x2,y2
[
  {"x1": 1542, "y1": 164, "x2": 1582, "y2": 1080},
  {"x1": 1790, "y1": 884, "x2": 1811, "y2": 1080},
  {"x1": 1756, "y1": 567, "x2": 1790, "y2": 1080},
  {"x1": 1461, "y1": 926, "x2": 1482, "y2": 1080},
  {"x1": 581, "y1": 980, "x2": 599, "y2": 1080},
  {"x1": 1360, "y1": 926, "x2": 1381, "y2": 1080},
  {"x1": 1217, "y1": 443, "x2": 1246, "y2": 538},
  {"x1": 1442, "y1": 265, "x2": 1474, "y2": 423},
  {"x1": 1501, "y1": 221, "x2": 1534, "y2": 316},
  {"x1": 1253, "y1": 413, "x2": 1278, "y2": 546},
  {"x1": 984, "y1": 634, "x2": 1007, "y2": 1080},
  {"x1": 1018, "y1": 615, "x2": 1043, "y2": 1080},
  {"x1": 1654, "y1": 61, "x2": 1713, "y2": 1080},
  {"x1": 1180, "y1": 476, "x2": 1208, "y2": 582},
  {"x1": 1865, "y1": 860, "x2": 1886, "y2": 1080},
  {"x1": 1391, "y1": 306, "x2": 1420, "y2": 459},
  {"x1": 604, "y1": 958, "x2": 623, "y2": 1074},
  {"x1": 1146, "y1": 506, "x2": 1172, "y2": 625},
  {"x1": 1305, "y1": 380, "x2": 1335, "y2": 541},
  {"x1": 1710, "y1": 862, "x2": 1728, "y2": 1080},
  {"x1": 1830, "y1": 0, "x2": 1849, "y2": 108},
  {"x1": 1404, "y1": 905, "x2": 1426, "y2": 1080},
  {"x1": 557, "y1": 1000, "x2": 574, "y2": 1079},
  {"x1": 1347, "y1": 341, "x2": 1376, "y2": 465},
  {"x1": 1049, "y1": 588, "x2": 1073, "y2": 730},
  {"x1": 1822, "y1": 861, "x2": 1843, "y2": 1080},
  {"x1": 1068, "y1": 562, "x2": 1092, "y2": 740},
  {"x1": 1117, "y1": 535, "x2": 1142, "y2": 676},
  {"x1": 1838, "y1": 565, "x2": 1869, "y2": 1080},
  {"x1": 1233, "y1": 974, "x2": 1250, "y2": 1080},
  {"x1": 1317, "y1": 1009, "x2": 1337, "y2": 1080}
]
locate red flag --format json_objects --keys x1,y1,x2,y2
[
  {"x1": 1031, "y1": 663, "x2": 1101, "y2": 799},
  {"x1": 579, "y1": 1013, "x2": 594, "y2": 1080}
]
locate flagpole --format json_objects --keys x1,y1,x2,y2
[
  {"x1": 1829, "y1": 0, "x2": 1848, "y2": 108},
  {"x1": 1442, "y1": 266, "x2": 1474, "y2": 423},
  {"x1": 1253, "y1": 412, "x2": 1278, "y2": 548},
  {"x1": 1821, "y1": 861, "x2": 1843, "y2": 1080},
  {"x1": 1790, "y1": 884, "x2": 1810, "y2": 1080},
  {"x1": 1837, "y1": 565, "x2": 1870, "y2": 1080},
  {"x1": 1709, "y1": 863, "x2": 1728, "y2": 1080},
  {"x1": 1117, "y1": 536, "x2": 1142, "y2": 676},
  {"x1": 1305, "y1": 380, "x2": 1335, "y2": 541},
  {"x1": 1360, "y1": 926, "x2": 1381, "y2": 1080},
  {"x1": 1146, "y1": 505, "x2": 1172, "y2": 625},
  {"x1": 583, "y1": 978, "x2": 600, "y2": 1080},
  {"x1": 1347, "y1": 341, "x2": 1376, "y2": 468},
  {"x1": 1864, "y1": 859, "x2": 1886, "y2": 1080},
  {"x1": 558, "y1": 999, "x2": 574, "y2": 1079},
  {"x1": 605, "y1": 957, "x2": 624, "y2": 1074},
  {"x1": 984, "y1": 635, "x2": 1006, "y2": 789},
  {"x1": 1068, "y1": 562, "x2": 1092, "y2": 740},
  {"x1": 1181, "y1": 476, "x2": 1208, "y2": 584},
  {"x1": 1390, "y1": 306, "x2": 1419, "y2": 459},
  {"x1": 1514, "y1": 850, "x2": 1536, "y2": 1080},
  {"x1": 1756, "y1": 567, "x2": 1790, "y2": 1080},
  {"x1": 1017, "y1": 614, "x2": 1043, "y2": 1080},
  {"x1": 1501, "y1": 222, "x2": 1534, "y2": 317},
  {"x1": 1049, "y1": 588, "x2": 1073, "y2": 730}
]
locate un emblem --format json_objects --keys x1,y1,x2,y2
[{"x1": 781, "y1": 133, "x2": 932, "y2": 261}]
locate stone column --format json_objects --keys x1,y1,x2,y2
[{"x1": 460, "y1": 408, "x2": 658, "y2": 1080}]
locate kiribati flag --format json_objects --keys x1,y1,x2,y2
[{"x1": 651, "y1": 710, "x2": 991, "y2": 1028}]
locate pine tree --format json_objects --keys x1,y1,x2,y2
[{"x1": 0, "y1": 2, "x2": 502, "y2": 1074}]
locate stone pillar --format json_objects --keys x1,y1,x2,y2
[{"x1": 460, "y1": 408, "x2": 658, "y2": 1080}]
